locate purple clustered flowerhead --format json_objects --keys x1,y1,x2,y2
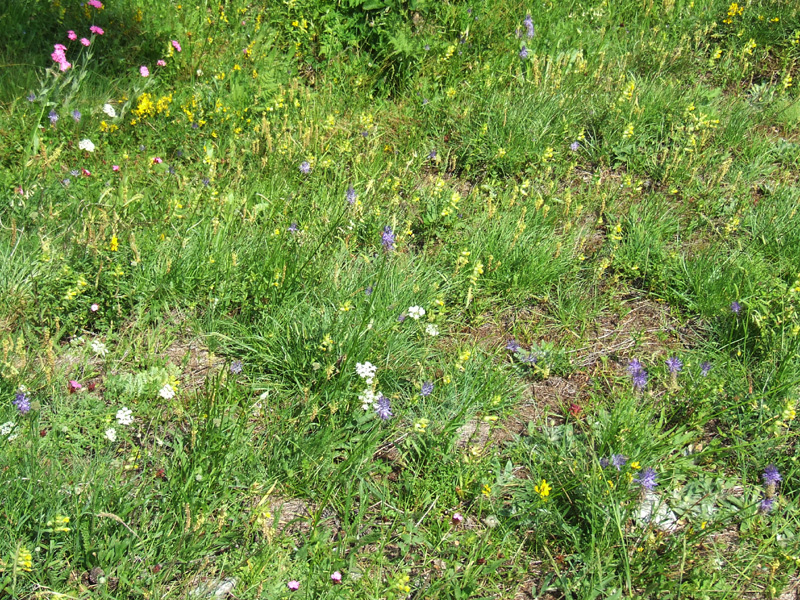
[
  {"x1": 288, "y1": 222, "x2": 298, "y2": 233},
  {"x1": 759, "y1": 497, "x2": 775, "y2": 513},
  {"x1": 364, "y1": 285, "x2": 373, "y2": 296},
  {"x1": 230, "y1": 360, "x2": 243, "y2": 375},
  {"x1": 346, "y1": 185, "x2": 357, "y2": 205},
  {"x1": 519, "y1": 45, "x2": 529, "y2": 59},
  {"x1": 505, "y1": 339, "x2": 521, "y2": 352},
  {"x1": 49, "y1": 109, "x2": 59, "y2": 125},
  {"x1": 570, "y1": 141, "x2": 580, "y2": 151},
  {"x1": 700, "y1": 361, "x2": 712, "y2": 376},
  {"x1": 421, "y1": 381, "x2": 434, "y2": 397},
  {"x1": 666, "y1": 356, "x2": 683, "y2": 374},
  {"x1": 634, "y1": 467, "x2": 658, "y2": 491},
  {"x1": 72, "y1": 109, "x2": 81, "y2": 121},
  {"x1": 523, "y1": 13, "x2": 535, "y2": 38},
  {"x1": 762, "y1": 465, "x2": 782, "y2": 487},
  {"x1": 299, "y1": 161, "x2": 311, "y2": 174},
  {"x1": 27, "y1": 93, "x2": 36, "y2": 102},
  {"x1": 611, "y1": 454, "x2": 628, "y2": 471},
  {"x1": 599, "y1": 457, "x2": 610, "y2": 468},
  {"x1": 397, "y1": 313, "x2": 407, "y2": 323},
  {"x1": 381, "y1": 226, "x2": 395, "y2": 252},
  {"x1": 731, "y1": 301, "x2": 741, "y2": 314},
  {"x1": 375, "y1": 395, "x2": 393, "y2": 420},
  {"x1": 428, "y1": 149, "x2": 437, "y2": 160},
  {"x1": 628, "y1": 359, "x2": 648, "y2": 390},
  {"x1": 13, "y1": 391, "x2": 31, "y2": 415}
]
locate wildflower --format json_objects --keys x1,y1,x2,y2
[
  {"x1": 81, "y1": 168, "x2": 91, "y2": 177},
  {"x1": 91, "y1": 339, "x2": 108, "y2": 356},
  {"x1": 90, "y1": 25, "x2": 105, "y2": 35},
  {"x1": 299, "y1": 161, "x2": 311, "y2": 174},
  {"x1": 599, "y1": 457, "x2": 610, "y2": 468},
  {"x1": 80, "y1": 38, "x2": 90, "y2": 46},
  {"x1": 157, "y1": 59, "x2": 166, "y2": 67},
  {"x1": 15, "y1": 546, "x2": 33, "y2": 572},
  {"x1": 408, "y1": 306, "x2": 426, "y2": 320},
  {"x1": 428, "y1": 149, "x2": 437, "y2": 160},
  {"x1": 48, "y1": 515, "x2": 71, "y2": 533},
  {"x1": 27, "y1": 93, "x2": 36, "y2": 102},
  {"x1": 78, "y1": 139, "x2": 95, "y2": 152},
  {"x1": 153, "y1": 157, "x2": 163, "y2": 164},
  {"x1": 731, "y1": 301, "x2": 741, "y2": 314},
  {"x1": 87, "y1": 0, "x2": 104, "y2": 8},
  {"x1": 365, "y1": 285, "x2": 373, "y2": 296},
  {"x1": 381, "y1": 226, "x2": 395, "y2": 251},
  {"x1": 524, "y1": 13, "x2": 535, "y2": 38},
  {"x1": 421, "y1": 381, "x2": 434, "y2": 397},
  {"x1": 49, "y1": 110, "x2": 59, "y2": 125},
  {"x1": 759, "y1": 497, "x2": 775, "y2": 513},
  {"x1": 482, "y1": 484, "x2": 492, "y2": 497},
  {"x1": 287, "y1": 581, "x2": 300, "y2": 591},
  {"x1": 172, "y1": 40, "x2": 182, "y2": 52},
  {"x1": 68, "y1": 380, "x2": 82, "y2": 393},
  {"x1": 375, "y1": 395, "x2": 393, "y2": 420},
  {"x1": 534, "y1": 479, "x2": 551, "y2": 499},
  {"x1": 140, "y1": 66, "x2": 150, "y2": 77},
  {"x1": 159, "y1": 384, "x2": 175, "y2": 400},
  {"x1": 288, "y1": 222, "x2": 298, "y2": 233},
  {"x1": 506, "y1": 339, "x2": 521, "y2": 352},
  {"x1": 700, "y1": 361, "x2": 712, "y2": 376},
  {"x1": 570, "y1": 141, "x2": 580, "y2": 151},
  {"x1": 631, "y1": 369, "x2": 648, "y2": 390},
  {"x1": 346, "y1": 185, "x2": 357, "y2": 205},
  {"x1": 451, "y1": 512, "x2": 464, "y2": 525},
  {"x1": 666, "y1": 357, "x2": 683, "y2": 373},
  {"x1": 68, "y1": 30, "x2": 77, "y2": 41},
  {"x1": 611, "y1": 454, "x2": 627, "y2": 470},
  {"x1": 634, "y1": 467, "x2": 658, "y2": 491},
  {"x1": 519, "y1": 45, "x2": 529, "y2": 59},
  {"x1": 762, "y1": 465, "x2": 781, "y2": 487},
  {"x1": 425, "y1": 324, "x2": 439, "y2": 336},
  {"x1": 356, "y1": 361, "x2": 377, "y2": 384},
  {"x1": 230, "y1": 360, "x2": 243, "y2": 374},
  {"x1": 331, "y1": 571, "x2": 342, "y2": 584},
  {"x1": 103, "y1": 103, "x2": 116, "y2": 117},
  {"x1": 13, "y1": 391, "x2": 31, "y2": 415},
  {"x1": 116, "y1": 406, "x2": 134, "y2": 426},
  {"x1": 72, "y1": 109, "x2": 82, "y2": 121},
  {"x1": 1, "y1": 421, "x2": 16, "y2": 436},
  {"x1": 109, "y1": 235, "x2": 118, "y2": 251},
  {"x1": 627, "y1": 359, "x2": 643, "y2": 375},
  {"x1": 105, "y1": 428, "x2": 117, "y2": 442},
  {"x1": 414, "y1": 418, "x2": 430, "y2": 432},
  {"x1": 359, "y1": 388, "x2": 379, "y2": 410}
]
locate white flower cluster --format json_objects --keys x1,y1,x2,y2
[
  {"x1": 356, "y1": 361, "x2": 377, "y2": 385},
  {"x1": 356, "y1": 361, "x2": 383, "y2": 411},
  {"x1": 78, "y1": 139, "x2": 95, "y2": 152},
  {"x1": 159, "y1": 384, "x2": 176, "y2": 400},
  {"x1": 1, "y1": 421, "x2": 17, "y2": 441},
  {"x1": 425, "y1": 323, "x2": 439, "y2": 336},
  {"x1": 102, "y1": 103, "x2": 116, "y2": 118},
  {"x1": 358, "y1": 388, "x2": 380, "y2": 411},
  {"x1": 116, "y1": 406, "x2": 134, "y2": 426},
  {"x1": 91, "y1": 339, "x2": 108, "y2": 356},
  {"x1": 105, "y1": 428, "x2": 117, "y2": 442},
  {"x1": 408, "y1": 306, "x2": 426, "y2": 320}
]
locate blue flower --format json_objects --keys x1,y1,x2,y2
[
  {"x1": 49, "y1": 110, "x2": 59, "y2": 125},
  {"x1": 421, "y1": 381, "x2": 434, "y2": 397},
  {"x1": 570, "y1": 141, "x2": 580, "y2": 151},
  {"x1": 700, "y1": 361, "x2": 712, "y2": 376},
  {"x1": 299, "y1": 161, "x2": 311, "y2": 174},
  {"x1": 666, "y1": 356, "x2": 683, "y2": 374},
  {"x1": 611, "y1": 454, "x2": 627, "y2": 470},
  {"x1": 346, "y1": 186, "x2": 357, "y2": 205},
  {"x1": 523, "y1": 14, "x2": 535, "y2": 38},
  {"x1": 72, "y1": 109, "x2": 81, "y2": 121},
  {"x1": 634, "y1": 467, "x2": 658, "y2": 491},
  {"x1": 762, "y1": 465, "x2": 781, "y2": 487},
  {"x1": 230, "y1": 360, "x2": 243, "y2": 374},
  {"x1": 375, "y1": 395, "x2": 393, "y2": 420},
  {"x1": 731, "y1": 301, "x2": 741, "y2": 314},
  {"x1": 13, "y1": 391, "x2": 31, "y2": 415},
  {"x1": 519, "y1": 45, "x2": 529, "y2": 59},
  {"x1": 381, "y1": 226, "x2": 395, "y2": 252}
]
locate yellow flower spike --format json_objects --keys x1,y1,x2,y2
[
  {"x1": 534, "y1": 479, "x2": 551, "y2": 500},
  {"x1": 482, "y1": 484, "x2": 492, "y2": 497},
  {"x1": 109, "y1": 236, "x2": 118, "y2": 251}
]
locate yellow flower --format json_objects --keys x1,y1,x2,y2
[
  {"x1": 16, "y1": 545, "x2": 33, "y2": 572},
  {"x1": 482, "y1": 484, "x2": 492, "y2": 497},
  {"x1": 534, "y1": 479, "x2": 551, "y2": 500},
  {"x1": 109, "y1": 236, "x2": 119, "y2": 251},
  {"x1": 413, "y1": 418, "x2": 430, "y2": 432},
  {"x1": 630, "y1": 461, "x2": 641, "y2": 470}
]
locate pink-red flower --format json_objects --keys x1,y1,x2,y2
[
  {"x1": 112, "y1": 165, "x2": 120, "y2": 172},
  {"x1": 171, "y1": 40, "x2": 182, "y2": 52},
  {"x1": 68, "y1": 380, "x2": 82, "y2": 393},
  {"x1": 87, "y1": 0, "x2": 104, "y2": 8},
  {"x1": 140, "y1": 65, "x2": 150, "y2": 77},
  {"x1": 81, "y1": 168, "x2": 91, "y2": 176},
  {"x1": 67, "y1": 30, "x2": 77, "y2": 41},
  {"x1": 157, "y1": 59, "x2": 166, "y2": 66},
  {"x1": 80, "y1": 38, "x2": 91, "y2": 46},
  {"x1": 153, "y1": 157, "x2": 163, "y2": 164},
  {"x1": 90, "y1": 25, "x2": 104, "y2": 35}
]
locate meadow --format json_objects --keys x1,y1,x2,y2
[{"x1": 0, "y1": 0, "x2": 799, "y2": 598}]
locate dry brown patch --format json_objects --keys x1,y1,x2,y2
[{"x1": 164, "y1": 334, "x2": 225, "y2": 391}]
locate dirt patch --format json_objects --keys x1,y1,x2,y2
[{"x1": 164, "y1": 334, "x2": 225, "y2": 391}]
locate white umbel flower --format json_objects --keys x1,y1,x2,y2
[
  {"x1": 116, "y1": 406, "x2": 134, "y2": 426},
  {"x1": 78, "y1": 139, "x2": 95, "y2": 152},
  {"x1": 91, "y1": 339, "x2": 108, "y2": 356},
  {"x1": 159, "y1": 384, "x2": 176, "y2": 400},
  {"x1": 105, "y1": 428, "x2": 117, "y2": 442},
  {"x1": 408, "y1": 306, "x2": 426, "y2": 320},
  {"x1": 102, "y1": 103, "x2": 116, "y2": 117},
  {"x1": 425, "y1": 323, "x2": 439, "y2": 336},
  {"x1": 355, "y1": 361, "x2": 377, "y2": 384}
]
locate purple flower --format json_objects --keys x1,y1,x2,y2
[
  {"x1": 72, "y1": 109, "x2": 81, "y2": 121},
  {"x1": 759, "y1": 497, "x2": 775, "y2": 513},
  {"x1": 230, "y1": 360, "x2": 243, "y2": 374},
  {"x1": 13, "y1": 391, "x2": 31, "y2": 415},
  {"x1": 762, "y1": 465, "x2": 781, "y2": 487},
  {"x1": 731, "y1": 301, "x2": 741, "y2": 314},
  {"x1": 299, "y1": 161, "x2": 311, "y2": 174},
  {"x1": 523, "y1": 14, "x2": 535, "y2": 38},
  {"x1": 570, "y1": 141, "x2": 580, "y2": 151},
  {"x1": 666, "y1": 356, "x2": 683, "y2": 374},
  {"x1": 611, "y1": 454, "x2": 627, "y2": 470},
  {"x1": 631, "y1": 369, "x2": 648, "y2": 391},
  {"x1": 519, "y1": 45, "x2": 529, "y2": 59},
  {"x1": 364, "y1": 285, "x2": 373, "y2": 296},
  {"x1": 288, "y1": 222, "x2": 298, "y2": 233},
  {"x1": 519, "y1": 351, "x2": 537, "y2": 365},
  {"x1": 700, "y1": 361, "x2": 712, "y2": 376},
  {"x1": 192, "y1": 122, "x2": 199, "y2": 129},
  {"x1": 27, "y1": 93, "x2": 36, "y2": 102},
  {"x1": 346, "y1": 186, "x2": 357, "y2": 205},
  {"x1": 428, "y1": 149, "x2": 437, "y2": 160},
  {"x1": 49, "y1": 110, "x2": 59, "y2": 125},
  {"x1": 330, "y1": 571, "x2": 342, "y2": 584},
  {"x1": 397, "y1": 313, "x2": 407, "y2": 323},
  {"x1": 381, "y1": 226, "x2": 395, "y2": 252},
  {"x1": 627, "y1": 359, "x2": 644, "y2": 375},
  {"x1": 375, "y1": 395, "x2": 393, "y2": 420},
  {"x1": 634, "y1": 467, "x2": 658, "y2": 491},
  {"x1": 202, "y1": 177, "x2": 210, "y2": 186},
  {"x1": 599, "y1": 457, "x2": 610, "y2": 468},
  {"x1": 505, "y1": 339, "x2": 521, "y2": 352},
  {"x1": 287, "y1": 580, "x2": 300, "y2": 591},
  {"x1": 421, "y1": 381, "x2": 434, "y2": 397}
]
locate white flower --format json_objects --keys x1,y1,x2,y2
[
  {"x1": 408, "y1": 306, "x2": 426, "y2": 320},
  {"x1": 116, "y1": 406, "x2": 134, "y2": 426},
  {"x1": 102, "y1": 103, "x2": 116, "y2": 117},
  {"x1": 105, "y1": 428, "x2": 117, "y2": 442},
  {"x1": 359, "y1": 388, "x2": 379, "y2": 410},
  {"x1": 78, "y1": 139, "x2": 95, "y2": 152},
  {"x1": 159, "y1": 384, "x2": 175, "y2": 400},
  {"x1": 91, "y1": 339, "x2": 108, "y2": 356},
  {"x1": 356, "y1": 361, "x2": 377, "y2": 384},
  {"x1": 0, "y1": 421, "x2": 16, "y2": 436},
  {"x1": 425, "y1": 323, "x2": 439, "y2": 336}
]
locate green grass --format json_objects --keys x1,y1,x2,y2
[{"x1": 1, "y1": 0, "x2": 799, "y2": 598}]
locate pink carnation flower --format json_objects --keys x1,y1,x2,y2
[
  {"x1": 287, "y1": 581, "x2": 300, "y2": 591},
  {"x1": 140, "y1": 65, "x2": 150, "y2": 77},
  {"x1": 112, "y1": 165, "x2": 120, "y2": 172},
  {"x1": 87, "y1": 0, "x2": 104, "y2": 8},
  {"x1": 90, "y1": 25, "x2": 104, "y2": 35},
  {"x1": 67, "y1": 30, "x2": 77, "y2": 41},
  {"x1": 171, "y1": 40, "x2": 182, "y2": 52},
  {"x1": 157, "y1": 59, "x2": 166, "y2": 66},
  {"x1": 153, "y1": 157, "x2": 163, "y2": 164},
  {"x1": 91, "y1": 303, "x2": 100, "y2": 312},
  {"x1": 68, "y1": 380, "x2": 82, "y2": 393},
  {"x1": 80, "y1": 38, "x2": 91, "y2": 46},
  {"x1": 59, "y1": 60, "x2": 72, "y2": 71},
  {"x1": 330, "y1": 572, "x2": 342, "y2": 584}
]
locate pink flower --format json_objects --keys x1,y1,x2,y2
[
  {"x1": 140, "y1": 65, "x2": 150, "y2": 77},
  {"x1": 58, "y1": 60, "x2": 72, "y2": 71},
  {"x1": 330, "y1": 571, "x2": 342, "y2": 584},
  {"x1": 87, "y1": 0, "x2": 104, "y2": 8},
  {"x1": 91, "y1": 303, "x2": 100, "y2": 312},
  {"x1": 287, "y1": 581, "x2": 300, "y2": 591},
  {"x1": 112, "y1": 165, "x2": 120, "y2": 172},
  {"x1": 157, "y1": 59, "x2": 166, "y2": 66},
  {"x1": 82, "y1": 168, "x2": 91, "y2": 176},
  {"x1": 451, "y1": 512, "x2": 464, "y2": 525},
  {"x1": 67, "y1": 30, "x2": 77, "y2": 41},
  {"x1": 90, "y1": 25, "x2": 104, "y2": 35},
  {"x1": 68, "y1": 380, "x2": 82, "y2": 393},
  {"x1": 80, "y1": 38, "x2": 91, "y2": 46},
  {"x1": 153, "y1": 157, "x2": 163, "y2": 164},
  {"x1": 54, "y1": 43, "x2": 67, "y2": 52},
  {"x1": 171, "y1": 40, "x2": 182, "y2": 52}
]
